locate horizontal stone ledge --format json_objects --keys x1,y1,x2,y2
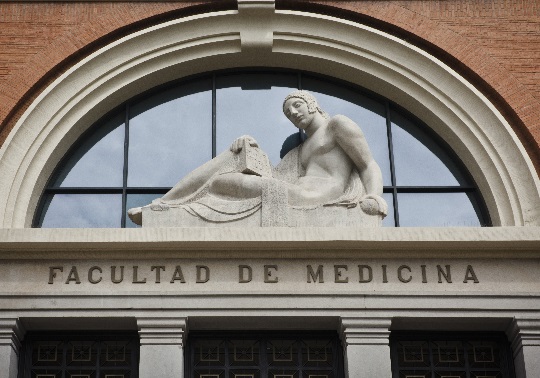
[
  {"x1": 3, "y1": 292, "x2": 540, "y2": 299},
  {"x1": 0, "y1": 227, "x2": 538, "y2": 257}
]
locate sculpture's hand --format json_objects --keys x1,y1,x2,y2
[
  {"x1": 230, "y1": 135, "x2": 259, "y2": 153},
  {"x1": 359, "y1": 194, "x2": 388, "y2": 216},
  {"x1": 149, "y1": 198, "x2": 170, "y2": 211}
]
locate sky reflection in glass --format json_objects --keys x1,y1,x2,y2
[
  {"x1": 53, "y1": 114, "x2": 124, "y2": 187},
  {"x1": 398, "y1": 193, "x2": 482, "y2": 227},
  {"x1": 216, "y1": 73, "x2": 298, "y2": 166},
  {"x1": 41, "y1": 194, "x2": 122, "y2": 228},
  {"x1": 128, "y1": 80, "x2": 212, "y2": 187},
  {"x1": 391, "y1": 110, "x2": 469, "y2": 186}
]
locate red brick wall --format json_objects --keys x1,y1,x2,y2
[
  {"x1": 1, "y1": 1, "x2": 539, "y2": 171},
  {"x1": 0, "y1": 1, "x2": 234, "y2": 145}
]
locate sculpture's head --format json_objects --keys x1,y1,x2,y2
[{"x1": 282, "y1": 91, "x2": 330, "y2": 126}]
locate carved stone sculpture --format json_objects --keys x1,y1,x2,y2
[{"x1": 128, "y1": 90, "x2": 388, "y2": 227}]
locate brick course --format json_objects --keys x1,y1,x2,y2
[
  {"x1": 0, "y1": 0, "x2": 539, "y2": 171},
  {"x1": 0, "y1": 1, "x2": 234, "y2": 145}
]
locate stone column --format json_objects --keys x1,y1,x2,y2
[
  {"x1": 0, "y1": 319, "x2": 24, "y2": 378},
  {"x1": 138, "y1": 317, "x2": 187, "y2": 378},
  {"x1": 340, "y1": 317, "x2": 392, "y2": 378},
  {"x1": 507, "y1": 318, "x2": 540, "y2": 378}
]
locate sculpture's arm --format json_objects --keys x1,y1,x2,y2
[
  {"x1": 230, "y1": 135, "x2": 258, "y2": 153},
  {"x1": 329, "y1": 115, "x2": 383, "y2": 196}
]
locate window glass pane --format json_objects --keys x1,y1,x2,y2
[
  {"x1": 398, "y1": 193, "x2": 484, "y2": 227},
  {"x1": 188, "y1": 333, "x2": 342, "y2": 377},
  {"x1": 22, "y1": 333, "x2": 139, "y2": 377},
  {"x1": 391, "y1": 334, "x2": 513, "y2": 378},
  {"x1": 382, "y1": 192, "x2": 395, "y2": 227},
  {"x1": 128, "y1": 79, "x2": 212, "y2": 187},
  {"x1": 125, "y1": 193, "x2": 163, "y2": 228},
  {"x1": 53, "y1": 114, "x2": 124, "y2": 187},
  {"x1": 391, "y1": 110, "x2": 470, "y2": 186},
  {"x1": 37, "y1": 71, "x2": 489, "y2": 229},
  {"x1": 40, "y1": 194, "x2": 122, "y2": 228},
  {"x1": 302, "y1": 76, "x2": 392, "y2": 186},
  {"x1": 216, "y1": 73, "x2": 298, "y2": 166}
]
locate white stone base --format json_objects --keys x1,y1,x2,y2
[{"x1": 142, "y1": 205, "x2": 382, "y2": 227}]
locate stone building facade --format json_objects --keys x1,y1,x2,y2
[{"x1": 0, "y1": 1, "x2": 539, "y2": 377}]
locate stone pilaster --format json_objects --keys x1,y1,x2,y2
[
  {"x1": 340, "y1": 317, "x2": 392, "y2": 378},
  {"x1": 0, "y1": 319, "x2": 24, "y2": 378},
  {"x1": 507, "y1": 318, "x2": 540, "y2": 378},
  {"x1": 138, "y1": 317, "x2": 187, "y2": 378}
]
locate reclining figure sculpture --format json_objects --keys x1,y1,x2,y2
[{"x1": 128, "y1": 90, "x2": 387, "y2": 227}]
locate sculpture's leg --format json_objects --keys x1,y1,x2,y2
[
  {"x1": 209, "y1": 172, "x2": 263, "y2": 200},
  {"x1": 161, "y1": 150, "x2": 236, "y2": 202},
  {"x1": 127, "y1": 150, "x2": 238, "y2": 225}
]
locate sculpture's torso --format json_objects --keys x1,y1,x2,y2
[{"x1": 292, "y1": 118, "x2": 355, "y2": 206}]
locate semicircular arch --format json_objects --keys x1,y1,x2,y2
[{"x1": 0, "y1": 7, "x2": 538, "y2": 227}]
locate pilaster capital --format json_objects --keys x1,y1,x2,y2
[
  {"x1": 0, "y1": 318, "x2": 25, "y2": 353},
  {"x1": 340, "y1": 317, "x2": 392, "y2": 346},
  {"x1": 137, "y1": 317, "x2": 187, "y2": 347},
  {"x1": 506, "y1": 318, "x2": 540, "y2": 358}
]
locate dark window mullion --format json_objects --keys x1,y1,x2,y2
[
  {"x1": 44, "y1": 188, "x2": 124, "y2": 194},
  {"x1": 121, "y1": 103, "x2": 130, "y2": 228},
  {"x1": 298, "y1": 72, "x2": 306, "y2": 143},
  {"x1": 462, "y1": 339, "x2": 470, "y2": 378},
  {"x1": 125, "y1": 187, "x2": 172, "y2": 194},
  {"x1": 261, "y1": 337, "x2": 268, "y2": 378},
  {"x1": 224, "y1": 338, "x2": 230, "y2": 376},
  {"x1": 385, "y1": 101, "x2": 399, "y2": 226},
  {"x1": 212, "y1": 73, "x2": 217, "y2": 158},
  {"x1": 60, "y1": 338, "x2": 69, "y2": 378},
  {"x1": 428, "y1": 339, "x2": 435, "y2": 378},
  {"x1": 96, "y1": 338, "x2": 102, "y2": 374},
  {"x1": 297, "y1": 338, "x2": 303, "y2": 376},
  {"x1": 394, "y1": 186, "x2": 477, "y2": 193}
]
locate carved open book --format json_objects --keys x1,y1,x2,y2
[{"x1": 238, "y1": 138, "x2": 273, "y2": 177}]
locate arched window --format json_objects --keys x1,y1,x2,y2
[{"x1": 34, "y1": 70, "x2": 489, "y2": 228}]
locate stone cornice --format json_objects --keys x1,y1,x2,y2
[{"x1": 0, "y1": 227, "x2": 538, "y2": 259}]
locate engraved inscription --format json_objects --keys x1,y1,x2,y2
[{"x1": 47, "y1": 264, "x2": 480, "y2": 285}]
